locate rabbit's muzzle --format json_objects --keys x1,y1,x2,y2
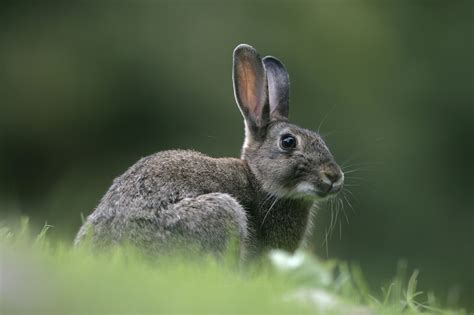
[
  {"x1": 290, "y1": 162, "x2": 344, "y2": 199},
  {"x1": 317, "y1": 162, "x2": 344, "y2": 197}
]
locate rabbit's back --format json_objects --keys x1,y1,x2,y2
[{"x1": 108, "y1": 150, "x2": 253, "y2": 212}]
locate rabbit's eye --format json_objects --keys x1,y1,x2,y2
[{"x1": 280, "y1": 134, "x2": 297, "y2": 151}]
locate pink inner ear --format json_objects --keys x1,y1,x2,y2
[{"x1": 237, "y1": 60, "x2": 264, "y2": 119}]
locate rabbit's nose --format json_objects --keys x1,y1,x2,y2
[{"x1": 321, "y1": 163, "x2": 344, "y2": 193}]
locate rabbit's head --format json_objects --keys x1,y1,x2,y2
[{"x1": 233, "y1": 44, "x2": 344, "y2": 199}]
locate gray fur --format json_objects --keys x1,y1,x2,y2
[
  {"x1": 75, "y1": 44, "x2": 344, "y2": 260},
  {"x1": 263, "y1": 56, "x2": 290, "y2": 120}
]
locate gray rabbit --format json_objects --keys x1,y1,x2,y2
[{"x1": 75, "y1": 44, "x2": 344, "y2": 260}]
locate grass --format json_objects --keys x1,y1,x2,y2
[{"x1": 0, "y1": 218, "x2": 467, "y2": 314}]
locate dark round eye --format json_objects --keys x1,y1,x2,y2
[{"x1": 279, "y1": 134, "x2": 297, "y2": 150}]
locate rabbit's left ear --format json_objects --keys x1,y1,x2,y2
[{"x1": 263, "y1": 56, "x2": 289, "y2": 120}]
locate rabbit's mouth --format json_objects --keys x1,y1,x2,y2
[
  {"x1": 288, "y1": 180, "x2": 343, "y2": 200},
  {"x1": 288, "y1": 182, "x2": 325, "y2": 200}
]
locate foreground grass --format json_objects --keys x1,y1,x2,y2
[{"x1": 0, "y1": 219, "x2": 466, "y2": 314}]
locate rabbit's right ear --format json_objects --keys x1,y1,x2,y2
[{"x1": 233, "y1": 44, "x2": 270, "y2": 134}]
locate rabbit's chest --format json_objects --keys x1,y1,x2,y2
[{"x1": 249, "y1": 199, "x2": 314, "y2": 253}]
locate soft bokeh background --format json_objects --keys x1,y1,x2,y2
[{"x1": 1, "y1": 0, "x2": 472, "y2": 309}]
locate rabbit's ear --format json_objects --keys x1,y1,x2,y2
[
  {"x1": 263, "y1": 56, "x2": 289, "y2": 120},
  {"x1": 233, "y1": 44, "x2": 270, "y2": 132}
]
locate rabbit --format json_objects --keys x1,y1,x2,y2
[{"x1": 75, "y1": 44, "x2": 344, "y2": 260}]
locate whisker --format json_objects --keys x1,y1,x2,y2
[
  {"x1": 339, "y1": 195, "x2": 351, "y2": 222},
  {"x1": 341, "y1": 154, "x2": 370, "y2": 168},
  {"x1": 342, "y1": 193, "x2": 355, "y2": 214},
  {"x1": 317, "y1": 104, "x2": 337, "y2": 134},
  {"x1": 342, "y1": 164, "x2": 377, "y2": 170},
  {"x1": 329, "y1": 199, "x2": 340, "y2": 238},
  {"x1": 329, "y1": 199, "x2": 335, "y2": 236},
  {"x1": 344, "y1": 176, "x2": 368, "y2": 181},
  {"x1": 260, "y1": 196, "x2": 279, "y2": 228},
  {"x1": 324, "y1": 227, "x2": 329, "y2": 257},
  {"x1": 321, "y1": 130, "x2": 347, "y2": 138},
  {"x1": 328, "y1": 199, "x2": 336, "y2": 236},
  {"x1": 342, "y1": 207, "x2": 350, "y2": 225},
  {"x1": 342, "y1": 168, "x2": 369, "y2": 175},
  {"x1": 342, "y1": 163, "x2": 379, "y2": 169},
  {"x1": 342, "y1": 161, "x2": 381, "y2": 167},
  {"x1": 343, "y1": 194, "x2": 353, "y2": 211},
  {"x1": 343, "y1": 188, "x2": 355, "y2": 196},
  {"x1": 338, "y1": 198, "x2": 344, "y2": 223},
  {"x1": 261, "y1": 193, "x2": 274, "y2": 208},
  {"x1": 338, "y1": 199, "x2": 345, "y2": 221},
  {"x1": 339, "y1": 221, "x2": 342, "y2": 240}
]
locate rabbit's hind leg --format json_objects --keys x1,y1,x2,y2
[
  {"x1": 165, "y1": 192, "x2": 249, "y2": 259},
  {"x1": 129, "y1": 192, "x2": 249, "y2": 260}
]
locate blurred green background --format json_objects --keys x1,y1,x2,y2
[{"x1": 0, "y1": 0, "x2": 472, "y2": 309}]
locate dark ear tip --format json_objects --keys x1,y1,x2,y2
[
  {"x1": 263, "y1": 56, "x2": 287, "y2": 70},
  {"x1": 234, "y1": 43, "x2": 259, "y2": 59}
]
